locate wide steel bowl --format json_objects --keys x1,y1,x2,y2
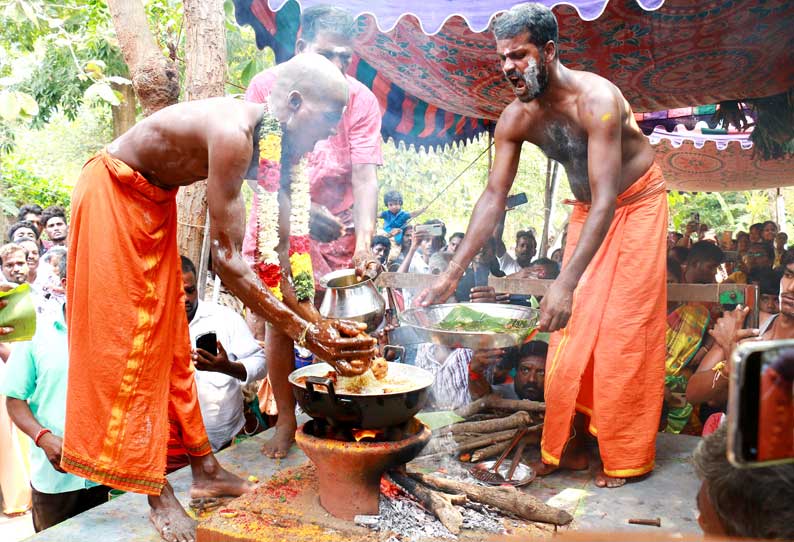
[{"x1": 398, "y1": 303, "x2": 540, "y2": 350}]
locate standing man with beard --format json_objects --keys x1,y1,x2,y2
[
  {"x1": 497, "y1": 230, "x2": 536, "y2": 274},
  {"x1": 494, "y1": 206, "x2": 536, "y2": 274},
  {"x1": 243, "y1": 5, "x2": 382, "y2": 459},
  {"x1": 418, "y1": 3, "x2": 667, "y2": 488}
]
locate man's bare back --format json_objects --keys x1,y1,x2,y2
[
  {"x1": 499, "y1": 69, "x2": 654, "y2": 202},
  {"x1": 68, "y1": 54, "x2": 375, "y2": 542},
  {"x1": 107, "y1": 98, "x2": 264, "y2": 189}
]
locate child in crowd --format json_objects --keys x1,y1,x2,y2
[{"x1": 379, "y1": 190, "x2": 426, "y2": 245}]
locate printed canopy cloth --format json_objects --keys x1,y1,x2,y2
[
  {"x1": 235, "y1": 0, "x2": 794, "y2": 152},
  {"x1": 653, "y1": 133, "x2": 794, "y2": 192}
]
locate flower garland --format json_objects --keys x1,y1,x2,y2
[{"x1": 254, "y1": 105, "x2": 315, "y2": 302}]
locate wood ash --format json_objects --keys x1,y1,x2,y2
[{"x1": 370, "y1": 494, "x2": 504, "y2": 541}]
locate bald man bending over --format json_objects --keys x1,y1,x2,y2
[{"x1": 62, "y1": 54, "x2": 376, "y2": 542}]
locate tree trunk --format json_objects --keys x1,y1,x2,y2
[
  {"x1": 106, "y1": 0, "x2": 179, "y2": 115},
  {"x1": 176, "y1": 0, "x2": 227, "y2": 278},
  {"x1": 111, "y1": 82, "x2": 138, "y2": 138}
]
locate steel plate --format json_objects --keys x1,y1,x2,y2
[
  {"x1": 470, "y1": 460, "x2": 536, "y2": 487},
  {"x1": 398, "y1": 303, "x2": 540, "y2": 349}
]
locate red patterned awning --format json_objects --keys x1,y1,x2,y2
[
  {"x1": 655, "y1": 137, "x2": 794, "y2": 192},
  {"x1": 234, "y1": 0, "x2": 794, "y2": 189}
]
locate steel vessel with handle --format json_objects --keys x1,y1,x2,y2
[{"x1": 289, "y1": 360, "x2": 433, "y2": 428}]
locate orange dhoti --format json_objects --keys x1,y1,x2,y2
[
  {"x1": 62, "y1": 151, "x2": 211, "y2": 495},
  {"x1": 541, "y1": 162, "x2": 667, "y2": 478}
]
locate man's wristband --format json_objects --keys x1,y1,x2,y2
[
  {"x1": 34, "y1": 428, "x2": 51, "y2": 447},
  {"x1": 468, "y1": 367, "x2": 483, "y2": 381}
]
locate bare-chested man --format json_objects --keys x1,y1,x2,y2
[
  {"x1": 418, "y1": 3, "x2": 667, "y2": 488},
  {"x1": 62, "y1": 54, "x2": 376, "y2": 542}
]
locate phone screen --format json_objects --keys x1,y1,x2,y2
[
  {"x1": 756, "y1": 348, "x2": 794, "y2": 462},
  {"x1": 196, "y1": 332, "x2": 218, "y2": 356},
  {"x1": 731, "y1": 343, "x2": 794, "y2": 465}
]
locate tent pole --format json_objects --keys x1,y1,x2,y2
[
  {"x1": 777, "y1": 188, "x2": 787, "y2": 234},
  {"x1": 487, "y1": 129, "x2": 493, "y2": 172},
  {"x1": 197, "y1": 209, "x2": 211, "y2": 300},
  {"x1": 540, "y1": 159, "x2": 559, "y2": 257}
]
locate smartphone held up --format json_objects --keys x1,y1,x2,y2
[
  {"x1": 196, "y1": 331, "x2": 218, "y2": 357},
  {"x1": 414, "y1": 223, "x2": 444, "y2": 237},
  {"x1": 728, "y1": 340, "x2": 794, "y2": 467}
]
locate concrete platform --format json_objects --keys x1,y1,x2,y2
[{"x1": 21, "y1": 427, "x2": 702, "y2": 541}]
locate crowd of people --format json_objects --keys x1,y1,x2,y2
[
  {"x1": 1, "y1": 205, "x2": 272, "y2": 531},
  {"x1": 0, "y1": 2, "x2": 792, "y2": 542}
]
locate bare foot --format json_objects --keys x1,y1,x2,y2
[
  {"x1": 149, "y1": 482, "x2": 196, "y2": 542},
  {"x1": 261, "y1": 420, "x2": 297, "y2": 459},
  {"x1": 594, "y1": 470, "x2": 627, "y2": 488},
  {"x1": 529, "y1": 460, "x2": 556, "y2": 476},
  {"x1": 531, "y1": 448, "x2": 589, "y2": 477},
  {"x1": 189, "y1": 453, "x2": 254, "y2": 499}
]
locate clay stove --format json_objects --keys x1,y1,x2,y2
[{"x1": 295, "y1": 417, "x2": 431, "y2": 520}]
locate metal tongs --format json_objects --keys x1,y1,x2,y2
[{"x1": 471, "y1": 426, "x2": 528, "y2": 484}]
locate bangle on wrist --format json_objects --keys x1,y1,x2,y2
[
  {"x1": 449, "y1": 260, "x2": 466, "y2": 277},
  {"x1": 34, "y1": 428, "x2": 51, "y2": 447}
]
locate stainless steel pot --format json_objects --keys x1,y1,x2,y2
[{"x1": 319, "y1": 269, "x2": 386, "y2": 333}]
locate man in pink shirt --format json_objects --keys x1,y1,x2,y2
[{"x1": 244, "y1": 5, "x2": 382, "y2": 458}]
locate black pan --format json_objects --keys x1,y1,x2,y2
[{"x1": 289, "y1": 360, "x2": 434, "y2": 429}]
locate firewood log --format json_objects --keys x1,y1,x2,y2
[
  {"x1": 455, "y1": 429, "x2": 517, "y2": 452},
  {"x1": 408, "y1": 472, "x2": 573, "y2": 526},
  {"x1": 388, "y1": 472, "x2": 464, "y2": 534},
  {"x1": 438, "y1": 411, "x2": 532, "y2": 436},
  {"x1": 455, "y1": 394, "x2": 545, "y2": 418},
  {"x1": 469, "y1": 439, "x2": 513, "y2": 463}
]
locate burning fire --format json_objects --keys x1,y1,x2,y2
[
  {"x1": 353, "y1": 429, "x2": 383, "y2": 442},
  {"x1": 380, "y1": 477, "x2": 404, "y2": 499}
]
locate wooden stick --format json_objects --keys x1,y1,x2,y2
[
  {"x1": 486, "y1": 397, "x2": 546, "y2": 413},
  {"x1": 469, "y1": 440, "x2": 513, "y2": 463},
  {"x1": 463, "y1": 413, "x2": 505, "y2": 422},
  {"x1": 628, "y1": 518, "x2": 661, "y2": 527},
  {"x1": 491, "y1": 428, "x2": 527, "y2": 474},
  {"x1": 455, "y1": 395, "x2": 546, "y2": 418},
  {"x1": 419, "y1": 429, "x2": 516, "y2": 457},
  {"x1": 454, "y1": 397, "x2": 489, "y2": 418},
  {"x1": 408, "y1": 472, "x2": 573, "y2": 526},
  {"x1": 455, "y1": 429, "x2": 517, "y2": 452},
  {"x1": 468, "y1": 424, "x2": 542, "y2": 463},
  {"x1": 388, "y1": 472, "x2": 464, "y2": 534},
  {"x1": 438, "y1": 411, "x2": 532, "y2": 436},
  {"x1": 506, "y1": 438, "x2": 528, "y2": 482}
]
